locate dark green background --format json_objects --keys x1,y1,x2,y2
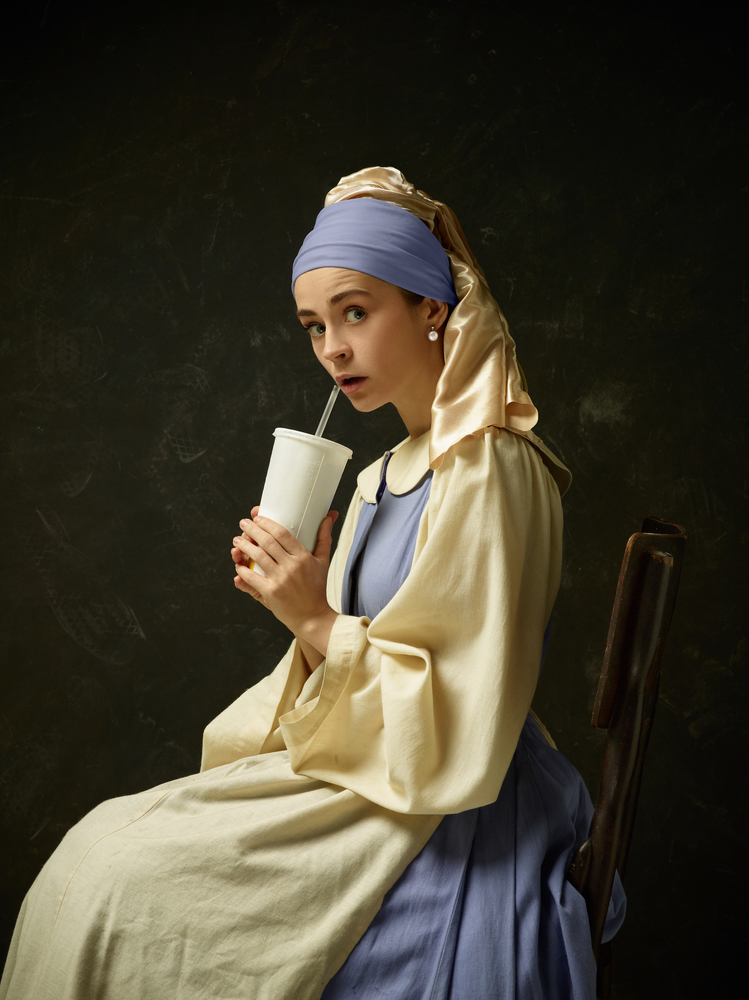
[{"x1": 0, "y1": 2, "x2": 745, "y2": 995}]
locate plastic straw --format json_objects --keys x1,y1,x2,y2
[{"x1": 315, "y1": 384, "x2": 340, "y2": 437}]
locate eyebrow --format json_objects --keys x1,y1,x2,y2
[{"x1": 296, "y1": 288, "x2": 372, "y2": 318}]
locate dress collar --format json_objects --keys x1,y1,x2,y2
[{"x1": 356, "y1": 429, "x2": 431, "y2": 503}]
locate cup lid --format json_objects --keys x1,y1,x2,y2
[{"x1": 273, "y1": 428, "x2": 353, "y2": 459}]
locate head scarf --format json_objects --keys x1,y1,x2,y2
[
  {"x1": 298, "y1": 166, "x2": 538, "y2": 470},
  {"x1": 292, "y1": 199, "x2": 458, "y2": 306}
]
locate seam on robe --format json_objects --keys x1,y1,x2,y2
[{"x1": 20, "y1": 788, "x2": 175, "y2": 1000}]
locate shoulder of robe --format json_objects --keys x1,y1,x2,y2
[
  {"x1": 436, "y1": 426, "x2": 572, "y2": 498},
  {"x1": 505, "y1": 427, "x2": 572, "y2": 497}
]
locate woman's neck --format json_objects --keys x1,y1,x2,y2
[{"x1": 395, "y1": 361, "x2": 442, "y2": 439}]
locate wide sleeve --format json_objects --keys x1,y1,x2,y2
[
  {"x1": 280, "y1": 427, "x2": 564, "y2": 814},
  {"x1": 199, "y1": 488, "x2": 364, "y2": 771}
]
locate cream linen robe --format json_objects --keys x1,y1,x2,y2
[{"x1": 1, "y1": 426, "x2": 569, "y2": 1000}]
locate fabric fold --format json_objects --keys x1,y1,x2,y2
[
  {"x1": 323, "y1": 166, "x2": 539, "y2": 469},
  {"x1": 206, "y1": 428, "x2": 566, "y2": 815}
]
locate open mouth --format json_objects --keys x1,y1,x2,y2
[{"x1": 340, "y1": 376, "x2": 367, "y2": 394}]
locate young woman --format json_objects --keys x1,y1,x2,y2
[{"x1": 1, "y1": 167, "x2": 624, "y2": 1000}]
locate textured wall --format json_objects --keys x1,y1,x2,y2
[{"x1": 0, "y1": 2, "x2": 744, "y2": 995}]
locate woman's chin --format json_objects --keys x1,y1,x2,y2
[{"x1": 347, "y1": 391, "x2": 386, "y2": 413}]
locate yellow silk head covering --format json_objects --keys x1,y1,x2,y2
[{"x1": 324, "y1": 166, "x2": 539, "y2": 470}]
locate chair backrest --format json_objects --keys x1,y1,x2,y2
[{"x1": 566, "y1": 515, "x2": 686, "y2": 994}]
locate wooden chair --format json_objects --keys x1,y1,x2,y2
[{"x1": 566, "y1": 516, "x2": 687, "y2": 1000}]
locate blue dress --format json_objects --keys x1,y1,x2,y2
[{"x1": 323, "y1": 453, "x2": 626, "y2": 1000}]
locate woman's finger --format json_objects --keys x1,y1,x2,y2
[
  {"x1": 236, "y1": 509, "x2": 260, "y2": 544},
  {"x1": 231, "y1": 542, "x2": 251, "y2": 569},
  {"x1": 231, "y1": 545, "x2": 249, "y2": 566},
  {"x1": 234, "y1": 536, "x2": 275, "y2": 574},
  {"x1": 233, "y1": 534, "x2": 259, "y2": 559},
  {"x1": 240, "y1": 517, "x2": 300, "y2": 563},
  {"x1": 312, "y1": 511, "x2": 339, "y2": 561},
  {"x1": 262, "y1": 516, "x2": 307, "y2": 556},
  {"x1": 235, "y1": 563, "x2": 266, "y2": 598}
]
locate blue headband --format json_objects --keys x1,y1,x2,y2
[{"x1": 291, "y1": 199, "x2": 459, "y2": 306}]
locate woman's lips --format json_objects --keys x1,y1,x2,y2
[{"x1": 340, "y1": 377, "x2": 368, "y2": 395}]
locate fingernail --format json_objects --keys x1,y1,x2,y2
[
  {"x1": 233, "y1": 536, "x2": 242, "y2": 545},
  {"x1": 239, "y1": 519, "x2": 250, "y2": 528}
]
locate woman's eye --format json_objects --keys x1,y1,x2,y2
[
  {"x1": 307, "y1": 323, "x2": 325, "y2": 338},
  {"x1": 345, "y1": 307, "x2": 366, "y2": 323}
]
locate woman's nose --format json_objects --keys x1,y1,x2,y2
[{"x1": 321, "y1": 329, "x2": 351, "y2": 362}]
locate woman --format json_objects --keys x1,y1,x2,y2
[{"x1": 1, "y1": 167, "x2": 624, "y2": 1000}]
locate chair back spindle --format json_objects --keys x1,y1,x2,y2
[{"x1": 566, "y1": 516, "x2": 686, "y2": 999}]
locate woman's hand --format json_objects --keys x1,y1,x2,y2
[
  {"x1": 231, "y1": 509, "x2": 339, "y2": 657},
  {"x1": 230, "y1": 506, "x2": 261, "y2": 575}
]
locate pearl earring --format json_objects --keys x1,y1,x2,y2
[{"x1": 428, "y1": 327, "x2": 439, "y2": 341}]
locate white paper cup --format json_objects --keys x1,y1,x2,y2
[{"x1": 249, "y1": 429, "x2": 353, "y2": 576}]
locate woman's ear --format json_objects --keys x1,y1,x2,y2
[{"x1": 422, "y1": 298, "x2": 449, "y2": 331}]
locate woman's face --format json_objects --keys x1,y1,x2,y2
[{"x1": 293, "y1": 267, "x2": 447, "y2": 429}]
